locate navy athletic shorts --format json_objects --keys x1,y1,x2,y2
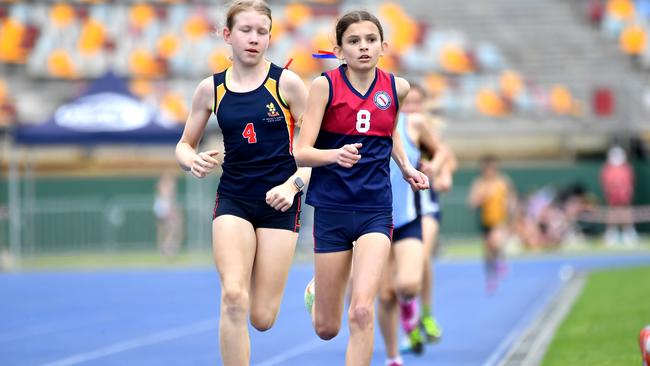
[
  {"x1": 392, "y1": 217, "x2": 422, "y2": 243},
  {"x1": 312, "y1": 208, "x2": 393, "y2": 253},
  {"x1": 213, "y1": 193, "x2": 301, "y2": 232}
]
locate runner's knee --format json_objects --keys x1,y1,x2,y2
[
  {"x1": 349, "y1": 304, "x2": 373, "y2": 330},
  {"x1": 221, "y1": 286, "x2": 249, "y2": 320}
]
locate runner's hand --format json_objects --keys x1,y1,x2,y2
[{"x1": 190, "y1": 150, "x2": 220, "y2": 179}]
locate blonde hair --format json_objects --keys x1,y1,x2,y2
[{"x1": 226, "y1": 0, "x2": 272, "y2": 31}]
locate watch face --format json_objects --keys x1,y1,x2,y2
[{"x1": 294, "y1": 177, "x2": 305, "y2": 190}]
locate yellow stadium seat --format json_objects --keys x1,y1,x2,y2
[
  {"x1": 47, "y1": 49, "x2": 77, "y2": 78},
  {"x1": 129, "y1": 79, "x2": 154, "y2": 98},
  {"x1": 270, "y1": 20, "x2": 287, "y2": 45},
  {"x1": 499, "y1": 70, "x2": 524, "y2": 99},
  {"x1": 549, "y1": 85, "x2": 574, "y2": 115},
  {"x1": 424, "y1": 73, "x2": 448, "y2": 96},
  {"x1": 312, "y1": 30, "x2": 334, "y2": 53},
  {"x1": 129, "y1": 3, "x2": 155, "y2": 30},
  {"x1": 620, "y1": 24, "x2": 647, "y2": 55},
  {"x1": 379, "y1": 3, "x2": 406, "y2": 24},
  {"x1": 391, "y1": 19, "x2": 417, "y2": 54},
  {"x1": 129, "y1": 48, "x2": 161, "y2": 78},
  {"x1": 288, "y1": 46, "x2": 319, "y2": 75},
  {"x1": 285, "y1": 3, "x2": 312, "y2": 29},
  {"x1": 161, "y1": 92, "x2": 188, "y2": 122},
  {"x1": 0, "y1": 19, "x2": 27, "y2": 63},
  {"x1": 51, "y1": 3, "x2": 76, "y2": 28},
  {"x1": 208, "y1": 48, "x2": 231, "y2": 72},
  {"x1": 439, "y1": 44, "x2": 473, "y2": 74},
  {"x1": 476, "y1": 88, "x2": 507, "y2": 117},
  {"x1": 157, "y1": 33, "x2": 181, "y2": 58},
  {"x1": 184, "y1": 15, "x2": 209, "y2": 40},
  {"x1": 78, "y1": 19, "x2": 106, "y2": 56},
  {"x1": 607, "y1": 0, "x2": 635, "y2": 21}
]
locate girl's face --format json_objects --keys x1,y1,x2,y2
[
  {"x1": 223, "y1": 10, "x2": 271, "y2": 67},
  {"x1": 401, "y1": 89, "x2": 425, "y2": 114},
  {"x1": 335, "y1": 20, "x2": 386, "y2": 72}
]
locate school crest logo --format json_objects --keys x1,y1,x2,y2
[
  {"x1": 266, "y1": 103, "x2": 280, "y2": 118},
  {"x1": 373, "y1": 91, "x2": 391, "y2": 110}
]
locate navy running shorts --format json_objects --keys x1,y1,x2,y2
[
  {"x1": 392, "y1": 217, "x2": 423, "y2": 243},
  {"x1": 313, "y1": 208, "x2": 393, "y2": 253},
  {"x1": 213, "y1": 193, "x2": 301, "y2": 232}
]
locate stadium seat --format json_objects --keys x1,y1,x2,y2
[{"x1": 47, "y1": 48, "x2": 77, "y2": 78}]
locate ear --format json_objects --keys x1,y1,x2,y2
[
  {"x1": 333, "y1": 45, "x2": 344, "y2": 61},
  {"x1": 223, "y1": 27, "x2": 232, "y2": 45},
  {"x1": 380, "y1": 41, "x2": 388, "y2": 57}
]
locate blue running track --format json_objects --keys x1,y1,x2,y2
[{"x1": 1, "y1": 252, "x2": 649, "y2": 366}]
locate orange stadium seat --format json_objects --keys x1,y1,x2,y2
[
  {"x1": 78, "y1": 18, "x2": 106, "y2": 56},
  {"x1": 129, "y1": 48, "x2": 162, "y2": 78},
  {"x1": 288, "y1": 46, "x2": 319, "y2": 75},
  {"x1": 285, "y1": 3, "x2": 312, "y2": 30},
  {"x1": 439, "y1": 44, "x2": 473, "y2": 74},
  {"x1": 607, "y1": 0, "x2": 635, "y2": 20},
  {"x1": 183, "y1": 14, "x2": 209, "y2": 40},
  {"x1": 0, "y1": 18, "x2": 27, "y2": 63},
  {"x1": 160, "y1": 91, "x2": 188, "y2": 123},
  {"x1": 129, "y1": 3, "x2": 155, "y2": 30},
  {"x1": 499, "y1": 70, "x2": 524, "y2": 100},
  {"x1": 619, "y1": 24, "x2": 647, "y2": 55},
  {"x1": 129, "y1": 78, "x2": 154, "y2": 98},
  {"x1": 424, "y1": 73, "x2": 449, "y2": 96},
  {"x1": 312, "y1": 30, "x2": 334, "y2": 54},
  {"x1": 50, "y1": 3, "x2": 75, "y2": 28},
  {"x1": 549, "y1": 85, "x2": 575, "y2": 115},
  {"x1": 270, "y1": 19, "x2": 288, "y2": 45},
  {"x1": 476, "y1": 88, "x2": 508, "y2": 117},
  {"x1": 208, "y1": 48, "x2": 231, "y2": 73},
  {"x1": 156, "y1": 33, "x2": 181, "y2": 59},
  {"x1": 47, "y1": 49, "x2": 77, "y2": 78}
]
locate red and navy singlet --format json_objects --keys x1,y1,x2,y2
[
  {"x1": 306, "y1": 65, "x2": 399, "y2": 211},
  {"x1": 213, "y1": 63, "x2": 297, "y2": 199}
]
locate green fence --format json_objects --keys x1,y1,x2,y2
[{"x1": 1, "y1": 160, "x2": 648, "y2": 256}]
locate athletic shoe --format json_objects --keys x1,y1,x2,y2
[
  {"x1": 304, "y1": 277, "x2": 315, "y2": 315},
  {"x1": 420, "y1": 315, "x2": 442, "y2": 343},
  {"x1": 400, "y1": 326, "x2": 424, "y2": 355},
  {"x1": 386, "y1": 360, "x2": 403, "y2": 366}
]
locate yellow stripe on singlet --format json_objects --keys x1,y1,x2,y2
[
  {"x1": 213, "y1": 83, "x2": 226, "y2": 114},
  {"x1": 264, "y1": 78, "x2": 295, "y2": 152}
]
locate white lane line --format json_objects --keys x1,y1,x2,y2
[
  {"x1": 253, "y1": 339, "x2": 324, "y2": 366},
  {"x1": 0, "y1": 316, "x2": 117, "y2": 343},
  {"x1": 481, "y1": 283, "x2": 561, "y2": 366},
  {"x1": 39, "y1": 318, "x2": 216, "y2": 366}
]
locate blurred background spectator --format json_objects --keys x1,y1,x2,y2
[{"x1": 601, "y1": 145, "x2": 638, "y2": 246}]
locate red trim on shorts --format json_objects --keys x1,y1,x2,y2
[
  {"x1": 212, "y1": 192, "x2": 219, "y2": 219},
  {"x1": 293, "y1": 197, "x2": 302, "y2": 232}
]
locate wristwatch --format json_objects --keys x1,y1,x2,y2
[{"x1": 293, "y1": 176, "x2": 305, "y2": 192}]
